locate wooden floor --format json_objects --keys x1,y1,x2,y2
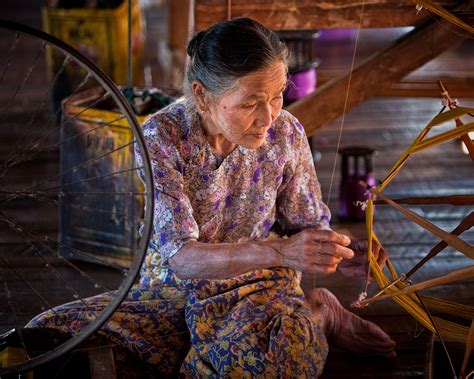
[{"x1": 1, "y1": 2, "x2": 473, "y2": 378}]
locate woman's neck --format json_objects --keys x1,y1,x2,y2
[
  {"x1": 207, "y1": 134, "x2": 237, "y2": 158},
  {"x1": 200, "y1": 116, "x2": 237, "y2": 158}
]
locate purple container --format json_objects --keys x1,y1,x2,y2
[
  {"x1": 284, "y1": 66, "x2": 317, "y2": 103},
  {"x1": 338, "y1": 147, "x2": 376, "y2": 221},
  {"x1": 319, "y1": 29, "x2": 357, "y2": 42}
]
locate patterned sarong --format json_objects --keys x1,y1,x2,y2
[{"x1": 28, "y1": 268, "x2": 328, "y2": 377}]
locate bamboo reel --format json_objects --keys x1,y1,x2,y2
[{"x1": 355, "y1": 94, "x2": 474, "y2": 375}]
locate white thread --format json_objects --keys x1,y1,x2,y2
[{"x1": 354, "y1": 200, "x2": 368, "y2": 211}]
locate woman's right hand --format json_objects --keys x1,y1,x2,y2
[{"x1": 273, "y1": 228, "x2": 354, "y2": 274}]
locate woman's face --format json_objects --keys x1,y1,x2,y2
[{"x1": 201, "y1": 60, "x2": 287, "y2": 150}]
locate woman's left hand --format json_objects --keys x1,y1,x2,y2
[{"x1": 337, "y1": 239, "x2": 388, "y2": 278}]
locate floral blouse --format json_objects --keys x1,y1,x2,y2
[{"x1": 135, "y1": 99, "x2": 331, "y2": 284}]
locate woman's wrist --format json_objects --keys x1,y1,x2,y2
[{"x1": 255, "y1": 239, "x2": 285, "y2": 268}]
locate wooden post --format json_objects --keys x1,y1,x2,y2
[
  {"x1": 168, "y1": 0, "x2": 193, "y2": 89},
  {"x1": 88, "y1": 346, "x2": 117, "y2": 379}
]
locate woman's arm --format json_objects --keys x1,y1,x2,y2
[
  {"x1": 169, "y1": 228, "x2": 354, "y2": 279},
  {"x1": 169, "y1": 239, "x2": 279, "y2": 279},
  {"x1": 276, "y1": 115, "x2": 331, "y2": 234}
]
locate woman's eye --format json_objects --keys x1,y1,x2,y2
[
  {"x1": 242, "y1": 103, "x2": 257, "y2": 109},
  {"x1": 271, "y1": 96, "x2": 283, "y2": 104}
]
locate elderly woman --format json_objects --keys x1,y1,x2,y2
[{"x1": 29, "y1": 17, "x2": 395, "y2": 377}]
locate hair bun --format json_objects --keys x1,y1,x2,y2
[{"x1": 187, "y1": 30, "x2": 206, "y2": 57}]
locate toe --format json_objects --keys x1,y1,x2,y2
[
  {"x1": 377, "y1": 350, "x2": 397, "y2": 359},
  {"x1": 363, "y1": 320, "x2": 393, "y2": 342}
]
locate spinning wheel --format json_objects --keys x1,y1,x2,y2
[
  {"x1": 0, "y1": 20, "x2": 154, "y2": 375},
  {"x1": 354, "y1": 85, "x2": 474, "y2": 377}
]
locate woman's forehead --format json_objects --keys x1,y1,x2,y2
[{"x1": 227, "y1": 62, "x2": 287, "y2": 99}]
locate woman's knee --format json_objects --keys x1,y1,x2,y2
[{"x1": 26, "y1": 309, "x2": 58, "y2": 329}]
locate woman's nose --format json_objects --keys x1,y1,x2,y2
[{"x1": 256, "y1": 103, "x2": 273, "y2": 128}]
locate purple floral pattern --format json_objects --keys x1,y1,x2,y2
[
  {"x1": 28, "y1": 99, "x2": 332, "y2": 377},
  {"x1": 135, "y1": 99, "x2": 330, "y2": 284}
]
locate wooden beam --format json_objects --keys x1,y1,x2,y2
[
  {"x1": 194, "y1": 0, "x2": 463, "y2": 30},
  {"x1": 287, "y1": 8, "x2": 471, "y2": 137},
  {"x1": 316, "y1": 74, "x2": 474, "y2": 99}
]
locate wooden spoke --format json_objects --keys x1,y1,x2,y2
[
  {"x1": 460, "y1": 320, "x2": 474, "y2": 378},
  {"x1": 357, "y1": 265, "x2": 474, "y2": 307},
  {"x1": 366, "y1": 185, "x2": 474, "y2": 259},
  {"x1": 408, "y1": 122, "x2": 474, "y2": 154},
  {"x1": 373, "y1": 195, "x2": 474, "y2": 206},
  {"x1": 406, "y1": 212, "x2": 474, "y2": 278},
  {"x1": 437, "y1": 80, "x2": 474, "y2": 160}
]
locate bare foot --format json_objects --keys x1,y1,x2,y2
[{"x1": 307, "y1": 288, "x2": 397, "y2": 358}]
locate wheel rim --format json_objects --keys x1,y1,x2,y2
[{"x1": 0, "y1": 19, "x2": 154, "y2": 375}]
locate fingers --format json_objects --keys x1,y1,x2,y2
[
  {"x1": 291, "y1": 229, "x2": 359, "y2": 274},
  {"x1": 349, "y1": 238, "x2": 389, "y2": 270},
  {"x1": 310, "y1": 264, "x2": 338, "y2": 274},
  {"x1": 310, "y1": 253, "x2": 344, "y2": 266},
  {"x1": 316, "y1": 241, "x2": 354, "y2": 260},
  {"x1": 304, "y1": 251, "x2": 349, "y2": 274},
  {"x1": 371, "y1": 241, "x2": 380, "y2": 260},
  {"x1": 306, "y1": 228, "x2": 351, "y2": 247},
  {"x1": 376, "y1": 245, "x2": 388, "y2": 269},
  {"x1": 302, "y1": 229, "x2": 353, "y2": 259},
  {"x1": 349, "y1": 238, "x2": 368, "y2": 252},
  {"x1": 370, "y1": 240, "x2": 388, "y2": 269}
]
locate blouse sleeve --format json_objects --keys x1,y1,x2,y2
[
  {"x1": 134, "y1": 114, "x2": 199, "y2": 262},
  {"x1": 276, "y1": 115, "x2": 331, "y2": 234}
]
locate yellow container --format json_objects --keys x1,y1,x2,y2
[
  {"x1": 0, "y1": 347, "x2": 33, "y2": 379},
  {"x1": 42, "y1": 0, "x2": 145, "y2": 86},
  {"x1": 60, "y1": 86, "x2": 148, "y2": 267}
]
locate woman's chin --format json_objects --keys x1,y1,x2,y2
[
  {"x1": 242, "y1": 138, "x2": 265, "y2": 149},
  {"x1": 241, "y1": 136, "x2": 266, "y2": 150}
]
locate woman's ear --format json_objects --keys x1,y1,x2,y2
[{"x1": 192, "y1": 81, "x2": 209, "y2": 114}]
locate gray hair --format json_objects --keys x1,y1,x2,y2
[{"x1": 184, "y1": 17, "x2": 289, "y2": 98}]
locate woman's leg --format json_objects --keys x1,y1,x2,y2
[
  {"x1": 181, "y1": 268, "x2": 329, "y2": 378},
  {"x1": 27, "y1": 283, "x2": 191, "y2": 376}
]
